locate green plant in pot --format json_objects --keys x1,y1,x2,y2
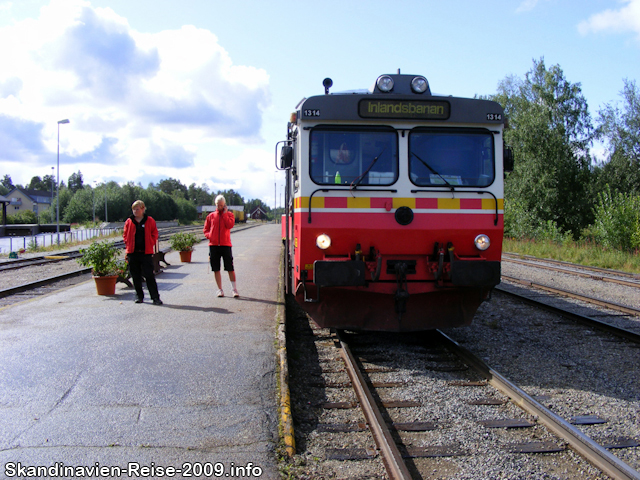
[
  {"x1": 170, "y1": 232, "x2": 198, "y2": 262},
  {"x1": 77, "y1": 241, "x2": 120, "y2": 295}
]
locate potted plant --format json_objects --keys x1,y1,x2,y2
[
  {"x1": 77, "y1": 240, "x2": 120, "y2": 295},
  {"x1": 169, "y1": 232, "x2": 199, "y2": 262}
]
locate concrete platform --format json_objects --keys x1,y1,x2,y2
[{"x1": 0, "y1": 224, "x2": 282, "y2": 479}]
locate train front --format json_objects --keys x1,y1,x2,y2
[{"x1": 281, "y1": 74, "x2": 511, "y2": 331}]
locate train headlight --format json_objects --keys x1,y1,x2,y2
[
  {"x1": 474, "y1": 234, "x2": 490, "y2": 251},
  {"x1": 316, "y1": 233, "x2": 332, "y2": 250},
  {"x1": 411, "y1": 76, "x2": 428, "y2": 93},
  {"x1": 376, "y1": 75, "x2": 394, "y2": 93}
]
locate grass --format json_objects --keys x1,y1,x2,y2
[{"x1": 503, "y1": 238, "x2": 640, "y2": 274}]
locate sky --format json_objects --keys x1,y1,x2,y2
[{"x1": 0, "y1": 0, "x2": 639, "y2": 208}]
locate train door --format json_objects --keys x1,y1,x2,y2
[{"x1": 277, "y1": 126, "x2": 296, "y2": 294}]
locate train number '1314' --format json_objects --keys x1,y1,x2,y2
[
  {"x1": 486, "y1": 113, "x2": 502, "y2": 121},
  {"x1": 304, "y1": 109, "x2": 321, "y2": 117}
]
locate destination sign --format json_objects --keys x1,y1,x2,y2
[{"x1": 359, "y1": 99, "x2": 450, "y2": 120}]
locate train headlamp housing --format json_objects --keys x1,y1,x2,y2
[
  {"x1": 316, "y1": 233, "x2": 332, "y2": 250},
  {"x1": 411, "y1": 76, "x2": 428, "y2": 93},
  {"x1": 376, "y1": 75, "x2": 394, "y2": 93},
  {"x1": 474, "y1": 234, "x2": 490, "y2": 251}
]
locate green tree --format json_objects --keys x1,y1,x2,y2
[
  {"x1": 216, "y1": 189, "x2": 244, "y2": 206},
  {"x1": 141, "y1": 188, "x2": 178, "y2": 221},
  {"x1": 55, "y1": 187, "x2": 73, "y2": 223},
  {"x1": 187, "y1": 183, "x2": 211, "y2": 205},
  {"x1": 173, "y1": 195, "x2": 198, "y2": 223},
  {"x1": 27, "y1": 176, "x2": 47, "y2": 190},
  {"x1": 68, "y1": 171, "x2": 84, "y2": 193},
  {"x1": 1, "y1": 174, "x2": 14, "y2": 191},
  {"x1": 157, "y1": 178, "x2": 188, "y2": 199},
  {"x1": 63, "y1": 188, "x2": 93, "y2": 223},
  {"x1": 594, "y1": 79, "x2": 640, "y2": 196},
  {"x1": 492, "y1": 58, "x2": 594, "y2": 238}
]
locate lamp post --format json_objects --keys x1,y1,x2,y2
[
  {"x1": 56, "y1": 119, "x2": 70, "y2": 244},
  {"x1": 92, "y1": 181, "x2": 96, "y2": 223},
  {"x1": 104, "y1": 187, "x2": 108, "y2": 223},
  {"x1": 50, "y1": 166, "x2": 54, "y2": 223}
]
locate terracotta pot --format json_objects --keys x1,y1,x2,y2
[
  {"x1": 179, "y1": 250, "x2": 193, "y2": 263},
  {"x1": 93, "y1": 275, "x2": 118, "y2": 295}
]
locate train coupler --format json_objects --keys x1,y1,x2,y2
[{"x1": 393, "y1": 262, "x2": 409, "y2": 317}]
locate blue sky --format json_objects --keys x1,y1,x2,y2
[{"x1": 1, "y1": 0, "x2": 639, "y2": 207}]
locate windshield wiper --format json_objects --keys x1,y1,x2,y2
[
  {"x1": 410, "y1": 150, "x2": 455, "y2": 191},
  {"x1": 350, "y1": 146, "x2": 387, "y2": 190}
]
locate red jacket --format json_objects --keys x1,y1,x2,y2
[
  {"x1": 203, "y1": 210, "x2": 235, "y2": 246},
  {"x1": 123, "y1": 215, "x2": 159, "y2": 254}
]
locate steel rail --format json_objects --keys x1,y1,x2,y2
[
  {"x1": 495, "y1": 286, "x2": 640, "y2": 344},
  {"x1": 503, "y1": 253, "x2": 640, "y2": 281},
  {"x1": 335, "y1": 330, "x2": 412, "y2": 480},
  {"x1": 502, "y1": 274, "x2": 640, "y2": 317},
  {"x1": 0, "y1": 268, "x2": 92, "y2": 299},
  {"x1": 437, "y1": 330, "x2": 640, "y2": 480},
  {"x1": 503, "y1": 257, "x2": 640, "y2": 289}
]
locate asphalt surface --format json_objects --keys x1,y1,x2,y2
[{"x1": 0, "y1": 223, "x2": 281, "y2": 479}]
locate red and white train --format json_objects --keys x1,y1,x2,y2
[{"x1": 278, "y1": 73, "x2": 513, "y2": 331}]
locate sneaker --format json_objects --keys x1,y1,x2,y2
[
  {"x1": 217, "y1": 289, "x2": 224, "y2": 297},
  {"x1": 152, "y1": 299, "x2": 163, "y2": 305},
  {"x1": 232, "y1": 289, "x2": 239, "y2": 298},
  {"x1": 134, "y1": 297, "x2": 144, "y2": 304}
]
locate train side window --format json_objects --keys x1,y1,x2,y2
[
  {"x1": 309, "y1": 127, "x2": 398, "y2": 186},
  {"x1": 409, "y1": 128, "x2": 495, "y2": 187}
]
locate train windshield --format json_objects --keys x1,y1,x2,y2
[
  {"x1": 309, "y1": 127, "x2": 398, "y2": 186},
  {"x1": 409, "y1": 128, "x2": 495, "y2": 187}
]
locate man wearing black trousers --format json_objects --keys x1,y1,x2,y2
[{"x1": 123, "y1": 200, "x2": 163, "y2": 305}]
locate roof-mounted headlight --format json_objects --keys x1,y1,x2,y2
[
  {"x1": 411, "y1": 76, "x2": 428, "y2": 94},
  {"x1": 316, "y1": 233, "x2": 332, "y2": 250},
  {"x1": 474, "y1": 234, "x2": 490, "y2": 251},
  {"x1": 376, "y1": 75, "x2": 394, "y2": 93}
]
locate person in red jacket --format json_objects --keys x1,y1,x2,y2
[
  {"x1": 203, "y1": 195, "x2": 238, "y2": 297},
  {"x1": 123, "y1": 200, "x2": 162, "y2": 305}
]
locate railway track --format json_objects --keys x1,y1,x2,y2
[
  {"x1": 501, "y1": 254, "x2": 640, "y2": 322},
  {"x1": 284, "y1": 293, "x2": 640, "y2": 479},
  {"x1": 502, "y1": 253, "x2": 640, "y2": 283},
  {"x1": 283, "y1": 253, "x2": 640, "y2": 478}
]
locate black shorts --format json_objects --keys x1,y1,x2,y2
[{"x1": 209, "y1": 245, "x2": 234, "y2": 272}]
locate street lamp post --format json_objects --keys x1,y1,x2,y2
[
  {"x1": 50, "y1": 166, "x2": 54, "y2": 223},
  {"x1": 56, "y1": 119, "x2": 70, "y2": 244}
]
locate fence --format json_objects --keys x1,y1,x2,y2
[{"x1": 0, "y1": 228, "x2": 121, "y2": 254}]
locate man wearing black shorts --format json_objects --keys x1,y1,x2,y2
[{"x1": 203, "y1": 195, "x2": 238, "y2": 297}]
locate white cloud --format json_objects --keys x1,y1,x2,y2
[
  {"x1": 0, "y1": 0, "x2": 271, "y2": 198},
  {"x1": 578, "y1": 0, "x2": 640, "y2": 41}
]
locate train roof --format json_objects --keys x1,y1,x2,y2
[{"x1": 295, "y1": 74, "x2": 505, "y2": 125}]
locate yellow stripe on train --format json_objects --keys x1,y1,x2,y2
[{"x1": 295, "y1": 196, "x2": 503, "y2": 210}]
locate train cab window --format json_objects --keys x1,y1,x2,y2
[
  {"x1": 309, "y1": 128, "x2": 398, "y2": 186},
  {"x1": 409, "y1": 128, "x2": 495, "y2": 187}
]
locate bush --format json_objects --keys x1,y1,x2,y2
[
  {"x1": 6, "y1": 210, "x2": 38, "y2": 224},
  {"x1": 77, "y1": 241, "x2": 119, "y2": 276},
  {"x1": 169, "y1": 232, "x2": 198, "y2": 251},
  {"x1": 504, "y1": 199, "x2": 573, "y2": 244},
  {"x1": 591, "y1": 185, "x2": 640, "y2": 252}
]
